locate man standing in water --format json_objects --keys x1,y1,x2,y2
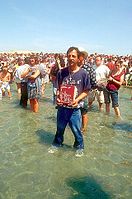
[
  {"x1": 78, "y1": 49, "x2": 96, "y2": 136},
  {"x1": 48, "y1": 47, "x2": 91, "y2": 157},
  {"x1": 0, "y1": 62, "x2": 12, "y2": 98},
  {"x1": 88, "y1": 55, "x2": 110, "y2": 111}
]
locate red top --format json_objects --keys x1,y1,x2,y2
[
  {"x1": 106, "y1": 70, "x2": 125, "y2": 91},
  {"x1": 107, "y1": 62, "x2": 115, "y2": 71}
]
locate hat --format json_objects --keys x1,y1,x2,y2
[{"x1": 78, "y1": 47, "x2": 88, "y2": 58}]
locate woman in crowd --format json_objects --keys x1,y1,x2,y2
[
  {"x1": 104, "y1": 60, "x2": 125, "y2": 118},
  {"x1": 21, "y1": 56, "x2": 41, "y2": 112}
]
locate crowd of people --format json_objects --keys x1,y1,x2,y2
[{"x1": 0, "y1": 48, "x2": 132, "y2": 157}]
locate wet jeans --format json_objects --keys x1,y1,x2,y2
[{"x1": 53, "y1": 106, "x2": 84, "y2": 149}]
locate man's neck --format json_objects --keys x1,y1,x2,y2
[{"x1": 68, "y1": 65, "x2": 80, "y2": 73}]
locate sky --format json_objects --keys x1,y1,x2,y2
[{"x1": 0, "y1": 0, "x2": 132, "y2": 55}]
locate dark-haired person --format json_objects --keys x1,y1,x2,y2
[
  {"x1": 15, "y1": 57, "x2": 30, "y2": 108},
  {"x1": 21, "y1": 56, "x2": 41, "y2": 112},
  {"x1": 0, "y1": 62, "x2": 12, "y2": 98},
  {"x1": 48, "y1": 47, "x2": 91, "y2": 157},
  {"x1": 49, "y1": 53, "x2": 64, "y2": 104},
  {"x1": 15, "y1": 57, "x2": 25, "y2": 95},
  {"x1": 78, "y1": 49, "x2": 96, "y2": 136},
  {"x1": 88, "y1": 55, "x2": 110, "y2": 111},
  {"x1": 104, "y1": 60, "x2": 125, "y2": 118}
]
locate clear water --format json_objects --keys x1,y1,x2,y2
[{"x1": 0, "y1": 83, "x2": 132, "y2": 199}]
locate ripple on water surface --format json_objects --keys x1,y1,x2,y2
[{"x1": 0, "y1": 85, "x2": 132, "y2": 198}]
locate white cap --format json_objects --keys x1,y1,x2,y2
[{"x1": 78, "y1": 47, "x2": 88, "y2": 58}]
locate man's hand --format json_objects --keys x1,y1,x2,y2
[
  {"x1": 107, "y1": 76, "x2": 113, "y2": 81},
  {"x1": 71, "y1": 99, "x2": 79, "y2": 107},
  {"x1": 56, "y1": 95, "x2": 63, "y2": 106}
]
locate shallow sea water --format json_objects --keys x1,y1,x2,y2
[{"x1": 0, "y1": 83, "x2": 132, "y2": 199}]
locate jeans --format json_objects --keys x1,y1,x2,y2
[
  {"x1": 104, "y1": 89, "x2": 119, "y2": 107},
  {"x1": 53, "y1": 106, "x2": 84, "y2": 149}
]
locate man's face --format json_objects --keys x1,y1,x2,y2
[
  {"x1": 67, "y1": 50, "x2": 78, "y2": 67},
  {"x1": 29, "y1": 58, "x2": 35, "y2": 66},
  {"x1": 18, "y1": 59, "x2": 24, "y2": 66},
  {"x1": 95, "y1": 57, "x2": 102, "y2": 66},
  {"x1": 2, "y1": 63, "x2": 8, "y2": 71},
  {"x1": 79, "y1": 54, "x2": 85, "y2": 66}
]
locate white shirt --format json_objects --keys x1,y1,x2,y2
[
  {"x1": 15, "y1": 64, "x2": 29, "y2": 82},
  {"x1": 95, "y1": 64, "x2": 110, "y2": 82}
]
